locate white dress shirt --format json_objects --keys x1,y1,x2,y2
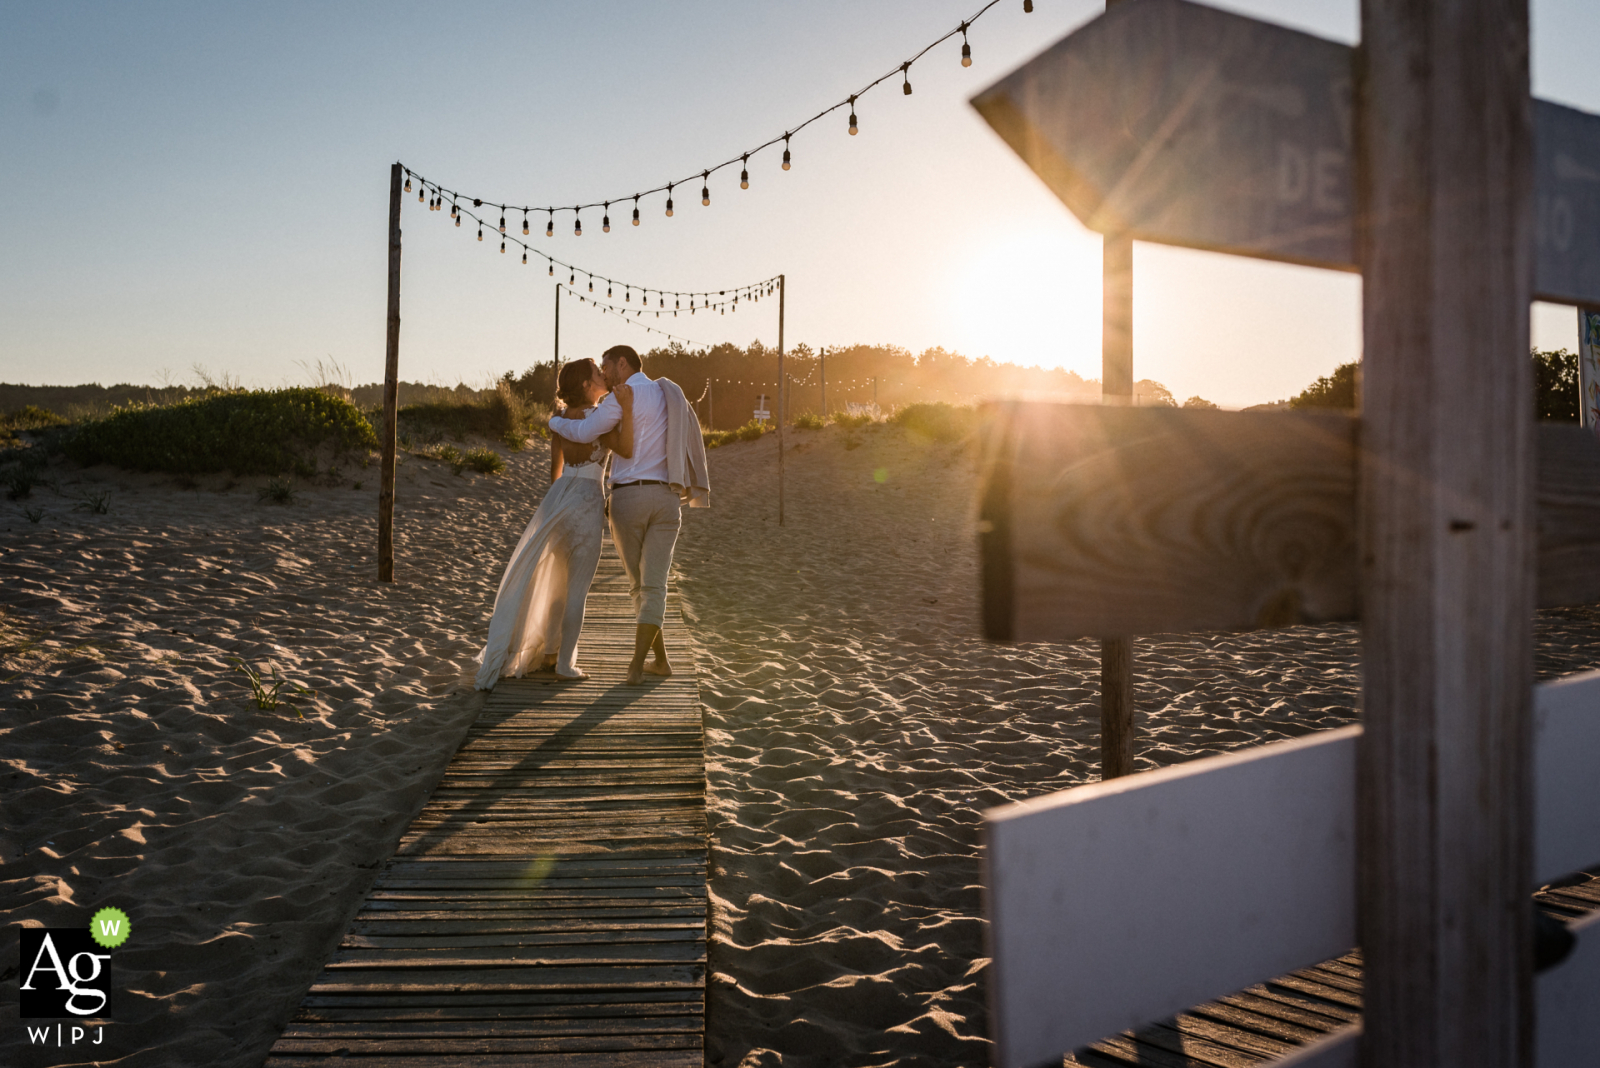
[{"x1": 548, "y1": 371, "x2": 669, "y2": 485}]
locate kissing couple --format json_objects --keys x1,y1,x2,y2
[{"x1": 474, "y1": 344, "x2": 710, "y2": 690}]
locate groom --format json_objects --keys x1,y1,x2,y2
[{"x1": 548, "y1": 344, "x2": 709, "y2": 684}]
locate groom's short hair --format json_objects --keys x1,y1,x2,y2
[{"x1": 602, "y1": 345, "x2": 642, "y2": 374}]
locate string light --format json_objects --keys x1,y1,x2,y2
[
  {"x1": 546, "y1": 210, "x2": 554, "y2": 237},
  {"x1": 477, "y1": 225, "x2": 483, "y2": 242},
  {"x1": 701, "y1": 171, "x2": 710, "y2": 206},
  {"x1": 500, "y1": 238, "x2": 506, "y2": 253},
  {"x1": 404, "y1": 172, "x2": 412, "y2": 193},
  {"x1": 574, "y1": 214, "x2": 582, "y2": 236},
  {"x1": 632, "y1": 196, "x2": 640, "y2": 226},
  {"x1": 588, "y1": 275, "x2": 594, "y2": 292},
  {"x1": 522, "y1": 210, "x2": 530, "y2": 235},
  {"x1": 401, "y1": 3, "x2": 1017, "y2": 236},
  {"x1": 498, "y1": 210, "x2": 506, "y2": 233},
  {"x1": 1023, "y1": 0, "x2": 1032, "y2": 10},
  {"x1": 603, "y1": 202, "x2": 611, "y2": 233},
  {"x1": 522, "y1": 250, "x2": 527, "y2": 264}
]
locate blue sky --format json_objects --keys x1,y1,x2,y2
[{"x1": 2, "y1": 0, "x2": 1596, "y2": 407}]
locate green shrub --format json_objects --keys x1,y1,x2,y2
[
  {"x1": 793, "y1": 410, "x2": 826, "y2": 430},
  {"x1": 258, "y1": 477, "x2": 296, "y2": 504},
  {"x1": 738, "y1": 420, "x2": 768, "y2": 442},
  {"x1": 890, "y1": 402, "x2": 976, "y2": 442},
  {"x1": 399, "y1": 383, "x2": 547, "y2": 449},
  {"x1": 8, "y1": 405, "x2": 67, "y2": 430},
  {"x1": 831, "y1": 410, "x2": 878, "y2": 429},
  {"x1": 418, "y1": 442, "x2": 466, "y2": 473},
  {"x1": 64, "y1": 387, "x2": 377, "y2": 476},
  {"x1": 462, "y1": 447, "x2": 505, "y2": 475}
]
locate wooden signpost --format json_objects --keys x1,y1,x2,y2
[
  {"x1": 379, "y1": 162, "x2": 402, "y2": 584},
  {"x1": 970, "y1": 1, "x2": 1600, "y2": 1065}
]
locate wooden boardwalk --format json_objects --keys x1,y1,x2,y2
[
  {"x1": 1065, "y1": 873, "x2": 1600, "y2": 1067},
  {"x1": 268, "y1": 545, "x2": 708, "y2": 1066}
]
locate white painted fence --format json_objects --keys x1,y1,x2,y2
[{"x1": 984, "y1": 670, "x2": 1600, "y2": 1068}]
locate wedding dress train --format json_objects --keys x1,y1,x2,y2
[{"x1": 475, "y1": 448, "x2": 607, "y2": 689}]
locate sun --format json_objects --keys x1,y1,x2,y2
[{"x1": 946, "y1": 226, "x2": 1103, "y2": 378}]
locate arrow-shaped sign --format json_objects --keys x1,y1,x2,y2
[{"x1": 973, "y1": 0, "x2": 1600, "y2": 306}]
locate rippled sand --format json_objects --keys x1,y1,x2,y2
[
  {"x1": 678, "y1": 420, "x2": 1600, "y2": 1068},
  {"x1": 0, "y1": 444, "x2": 552, "y2": 1067}
]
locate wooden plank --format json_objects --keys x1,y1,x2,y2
[
  {"x1": 270, "y1": 537, "x2": 707, "y2": 1062},
  {"x1": 984, "y1": 726, "x2": 1359, "y2": 1067},
  {"x1": 1357, "y1": 5, "x2": 1535, "y2": 1066},
  {"x1": 264, "y1": 1052, "x2": 702, "y2": 1068},
  {"x1": 980, "y1": 406, "x2": 1600, "y2": 642}
]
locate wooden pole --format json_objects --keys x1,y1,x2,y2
[
  {"x1": 553, "y1": 283, "x2": 561, "y2": 395},
  {"x1": 777, "y1": 274, "x2": 786, "y2": 527},
  {"x1": 820, "y1": 347, "x2": 828, "y2": 418},
  {"x1": 1099, "y1": 233, "x2": 1136, "y2": 778},
  {"x1": 709, "y1": 377, "x2": 715, "y2": 430},
  {"x1": 1357, "y1": 2, "x2": 1534, "y2": 1064},
  {"x1": 1094, "y1": 0, "x2": 1137, "y2": 782},
  {"x1": 378, "y1": 162, "x2": 402, "y2": 584}
]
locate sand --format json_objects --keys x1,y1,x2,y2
[
  {"x1": 676, "y1": 420, "x2": 1600, "y2": 1068},
  {"x1": 5, "y1": 415, "x2": 1598, "y2": 1068},
  {"x1": 0, "y1": 442, "x2": 553, "y2": 1067}
]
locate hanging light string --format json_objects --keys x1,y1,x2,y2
[
  {"x1": 399, "y1": 0, "x2": 1019, "y2": 233},
  {"x1": 559, "y1": 284, "x2": 706, "y2": 347},
  {"x1": 433, "y1": 190, "x2": 782, "y2": 303}
]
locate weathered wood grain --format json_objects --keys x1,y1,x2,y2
[{"x1": 980, "y1": 404, "x2": 1600, "y2": 641}]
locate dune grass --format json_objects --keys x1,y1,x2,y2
[{"x1": 63, "y1": 387, "x2": 377, "y2": 477}]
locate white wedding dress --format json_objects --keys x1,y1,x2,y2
[{"x1": 475, "y1": 435, "x2": 609, "y2": 689}]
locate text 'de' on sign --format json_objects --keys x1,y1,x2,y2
[{"x1": 971, "y1": 0, "x2": 1600, "y2": 305}]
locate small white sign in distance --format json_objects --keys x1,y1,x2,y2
[
  {"x1": 983, "y1": 670, "x2": 1600, "y2": 1068},
  {"x1": 972, "y1": 0, "x2": 1600, "y2": 306}
]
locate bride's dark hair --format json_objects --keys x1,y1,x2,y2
[{"x1": 557, "y1": 358, "x2": 598, "y2": 408}]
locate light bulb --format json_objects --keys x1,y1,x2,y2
[
  {"x1": 456, "y1": 214, "x2": 461, "y2": 228},
  {"x1": 450, "y1": 201, "x2": 457, "y2": 217},
  {"x1": 588, "y1": 277, "x2": 593, "y2": 292},
  {"x1": 500, "y1": 239, "x2": 505, "y2": 253},
  {"x1": 548, "y1": 262, "x2": 553, "y2": 275},
  {"x1": 522, "y1": 251, "x2": 527, "y2": 264},
  {"x1": 522, "y1": 212, "x2": 529, "y2": 235},
  {"x1": 782, "y1": 137, "x2": 792, "y2": 170},
  {"x1": 849, "y1": 112, "x2": 858, "y2": 135},
  {"x1": 903, "y1": 63, "x2": 913, "y2": 94},
  {"x1": 574, "y1": 215, "x2": 582, "y2": 236},
  {"x1": 632, "y1": 196, "x2": 640, "y2": 226},
  {"x1": 607, "y1": 285, "x2": 612, "y2": 297},
  {"x1": 666, "y1": 184, "x2": 674, "y2": 216},
  {"x1": 701, "y1": 172, "x2": 710, "y2": 206},
  {"x1": 1023, "y1": 0, "x2": 1032, "y2": 10},
  {"x1": 626, "y1": 289, "x2": 631, "y2": 302},
  {"x1": 404, "y1": 174, "x2": 412, "y2": 192},
  {"x1": 740, "y1": 155, "x2": 749, "y2": 189},
  {"x1": 498, "y1": 213, "x2": 506, "y2": 233},
  {"x1": 603, "y1": 203, "x2": 610, "y2": 232},
  {"x1": 962, "y1": 40, "x2": 972, "y2": 66},
  {"x1": 546, "y1": 212, "x2": 554, "y2": 237},
  {"x1": 477, "y1": 227, "x2": 483, "y2": 241},
  {"x1": 570, "y1": 271, "x2": 575, "y2": 284}
]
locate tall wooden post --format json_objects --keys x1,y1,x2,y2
[
  {"x1": 708, "y1": 378, "x2": 715, "y2": 430},
  {"x1": 777, "y1": 274, "x2": 786, "y2": 526},
  {"x1": 1357, "y1": 2, "x2": 1534, "y2": 1064},
  {"x1": 378, "y1": 162, "x2": 403, "y2": 584},
  {"x1": 1098, "y1": 232, "x2": 1136, "y2": 778},
  {"x1": 553, "y1": 283, "x2": 561, "y2": 395},
  {"x1": 820, "y1": 347, "x2": 828, "y2": 418}
]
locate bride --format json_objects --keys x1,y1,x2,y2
[{"x1": 475, "y1": 358, "x2": 633, "y2": 688}]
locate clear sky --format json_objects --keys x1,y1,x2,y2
[{"x1": 2, "y1": 1, "x2": 1596, "y2": 408}]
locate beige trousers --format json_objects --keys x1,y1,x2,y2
[{"x1": 607, "y1": 483, "x2": 682, "y2": 628}]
